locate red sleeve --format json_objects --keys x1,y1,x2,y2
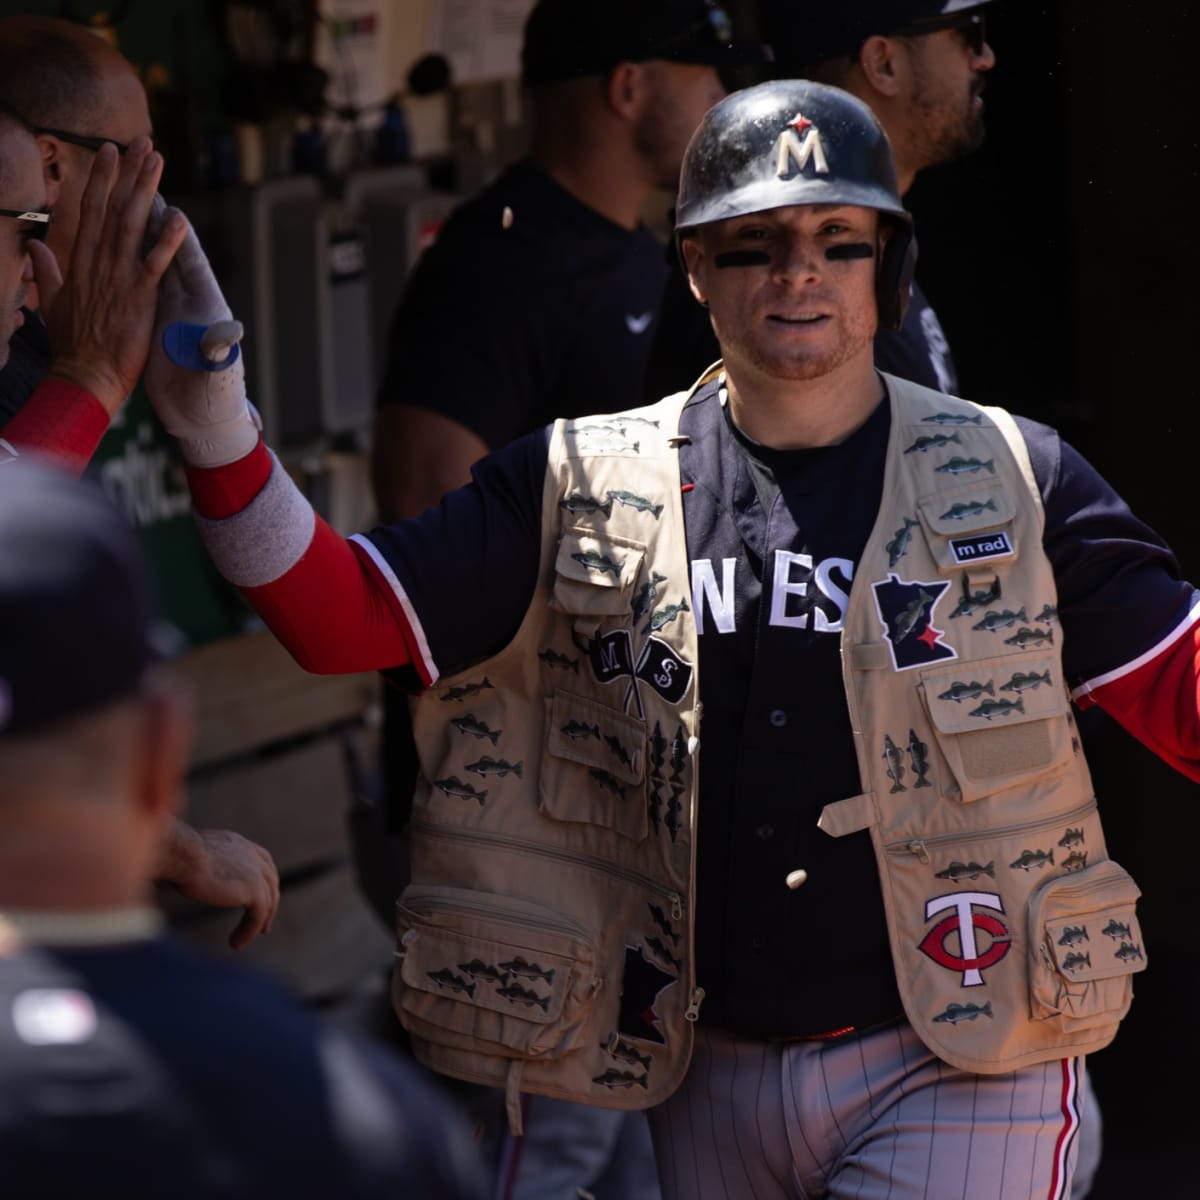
[
  {"x1": 1084, "y1": 619, "x2": 1200, "y2": 784},
  {"x1": 242, "y1": 522, "x2": 425, "y2": 678},
  {"x1": 185, "y1": 445, "x2": 424, "y2": 679},
  {"x1": 1, "y1": 378, "x2": 109, "y2": 475},
  {"x1": 184, "y1": 438, "x2": 274, "y2": 518}
]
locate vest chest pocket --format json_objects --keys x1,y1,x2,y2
[
  {"x1": 917, "y1": 481, "x2": 1018, "y2": 575},
  {"x1": 540, "y1": 690, "x2": 648, "y2": 842},
  {"x1": 919, "y1": 652, "x2": 1071, "y2": 803},
  {"x1": 1027, "y1": 858, "x2": 1146, "y2": 1034},
  {"x1": 395, "y1": 885, "x2": 601, "y2": 1062},
  {"x1": 551, "y1": 527, "x2": 646, "y2": 635}
]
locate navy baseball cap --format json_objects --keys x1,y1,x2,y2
[
  {"x1": 521, "y1": 0, "x2": 770, "y2": 87},
  {"x1": 761, "y1": 1, "x2": 995, "y2": 69},
  {"x1": 0, "y1": 457, "x2": 157, "y2": 734}
]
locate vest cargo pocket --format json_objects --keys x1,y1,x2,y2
[
  {"x1": 394, "y1": 885, "x2": 600, "y2": 1062},
  {"x1": 540, "y1": 700, "x2": 648, "y2": 840},
  {"x1": 919, "y1": 652, "x2": 1071, "y2": 803},
  {"x1": 540, "y1": 690, "x2": 648, "y2": 842},
  {"x1": 916, "y1": 481, "x2": 1018, "y2": 575},
  {"x1": 550, "y1": 527, "x2": 646, "y2": 629},
  {"x1": 1027, "y1": 859, "x2": 1145, "y2": 1034}
]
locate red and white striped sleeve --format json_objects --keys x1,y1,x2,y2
[
  {"x1": 185, "y1": 440, "x2": 437, "y2": 684},
  {"x1": 1072, "y1": 596, "x2": 1200, "y2": 783}
]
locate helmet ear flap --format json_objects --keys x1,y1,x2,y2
[{"x1": 877, "y1": 224, "x2": 917, "y2": 331}]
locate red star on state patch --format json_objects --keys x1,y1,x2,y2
[
  {"x1": 787, "y1": 112, "x2": 812, "y2": 134},
  {"x1": 918, "y1": 624, "x2": 942, "y2": 650}
]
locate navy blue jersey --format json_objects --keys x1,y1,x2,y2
[
  {"x1": 874, "y1": 279, "x2": 959, "y2": 394},
  {"x1": 364, "y1": 378, "x2": 1196, "y2": 1037},
  {"x1": 375, "y1": 160, "x2": 670, "y2": 447}
]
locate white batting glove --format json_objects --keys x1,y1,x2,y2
[{"x1": 143, "y1": 197, "x2": 262, "y2": 467}]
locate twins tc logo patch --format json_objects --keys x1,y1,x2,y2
[
  {"x1": 872, "y1": 573, "x2": 955, "y2": 671},
  {"x1": 948, "y1": 529, "x2": 1014, "y2": 566},
  {"x1": 918, "y1": 891, "x2": 1012, "y2": 987}
]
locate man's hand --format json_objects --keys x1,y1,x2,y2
[
  {"x1": 142, "y1": 197, "x2": 260, "y2": 467},
  {"x1": 156, "y1": 818, "x2": 281, "y2": 950},
  {"x1": 31, "y1": 137, "x2": 187, "y2": 416}
]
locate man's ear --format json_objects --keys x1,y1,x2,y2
[
  {"x1": 36, "y1": 134, "x2": 64, "y2": 184},
  {"x1": 680, "y1": 236, "x2": 709, "y2": 308},
  {"x1": 607, "y1": 61, "x2": 644, "y2": 121},
  {"x1": 857, "y1": 34, "x2": 905, "y2": 99}
]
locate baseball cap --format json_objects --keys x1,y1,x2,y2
[
  {"x1": 760, "y1": 1, "x2": 995, "y2": 69},
  {"x1": 521, "y1": 0, "x2": 769, "y2": 88},
  {"x1": 0, "y1": 457, "x2": 157, "y2": 734}
]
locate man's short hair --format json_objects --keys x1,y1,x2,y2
[{"x1": 0, "y1": 20, "x2": 106, "y2": 131}]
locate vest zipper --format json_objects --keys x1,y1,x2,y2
[
  {"x1": 400, "y1": 886, "x2": 594, "y2": 941},
  {"x1": 892, "y1": 797, "x2": 1097, "y2": 861}
]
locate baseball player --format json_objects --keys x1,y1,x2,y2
[{"x1": 144, "y1": 80, "x2": 1187, "y2": 1199}]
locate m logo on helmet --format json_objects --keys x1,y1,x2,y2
[{"x1": 776, "y1": 112, "x2": 828, "y2": 180}]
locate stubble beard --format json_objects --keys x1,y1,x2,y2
[
  {"x1": 910, "y1": 72, "x2": 988, "y2": 170},
  {"x1": 718, "y1": 315, "x2": 874, "y2": 385}
]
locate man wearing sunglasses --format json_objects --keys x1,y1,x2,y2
[
  {"x1": 0, "y1": 17, "x2": 285, "y2": 961},
  {"x1": 0, "y1": 14, "x2": 153, "y2": 429}
]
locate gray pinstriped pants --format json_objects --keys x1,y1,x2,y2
[{"x1": 648, "y1": 1021, "x2": 1084, "y2": 1199}]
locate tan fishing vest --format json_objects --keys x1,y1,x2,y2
[
  {"x1": 395, "y1": 390, "x2": 701, "y2": 1130},
  {"x1": 393, "y1": 373, "x2": 1148, "y2": 1128},
  {"x1": 822, "y1": 373, "x2": 1146, "y2": 1073}
]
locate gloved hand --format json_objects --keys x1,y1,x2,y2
[{"x1": 142, "y1": 196, "x2": 262, "y2": 467}]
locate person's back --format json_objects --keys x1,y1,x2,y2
[
  {"x1": 0, "y1": 932, "x2": 483, "y2": 1199},
  {"x1": 0, "y1": 459, "x2": 485, "y2": 1200}
]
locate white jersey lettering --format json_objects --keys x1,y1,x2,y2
[
  {"x1": 691, "y1": 554, "x2": 854, "y2": 635},
  {"x1": 813, "y1": 557, "x2": 853, "y2": 632},
  {"x1": 769, "y1": 550, "x2": 812, "y2": 629},
  {"x1": 691, "y1": 558, "x2": 737, "y2": 634}
]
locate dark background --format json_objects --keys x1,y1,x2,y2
[
  {"x1": 909, "y1": 5, "x2": 1200, "y2": 1194},
  {"x1": 3, "y1": 1, "x2": 1195, "y2": 1192}
]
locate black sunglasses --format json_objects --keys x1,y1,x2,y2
[
  {"x1": 32, "y1": 126, "x2": 129, "y2": 155},
  {"x1": 894, "y1": 10, "x2": 988, "y2": 57},
  {"x1": 0, "y1": 206, "x2": 52, "y2": 242}
]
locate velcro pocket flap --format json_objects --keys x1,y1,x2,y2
[
  {"x1": 547, "y1": 690, "x2": 645, "y2": 785},
  {"x1": 923, "y1": 653, "x2": 1064, "y2": 736},
  {"x1": 918, "y1": 480, "x2": 1015, "y2": 536},
  {"x1": 551, "y1": 527, "x2": 645, "y2": 619}
]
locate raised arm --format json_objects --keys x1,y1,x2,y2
[
  {"x1": 140, "y1": 211, "x2": 422, "y2": 677},
  {"x1": 2, "y1": 138, "x2": 186, "y2": 472}
]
